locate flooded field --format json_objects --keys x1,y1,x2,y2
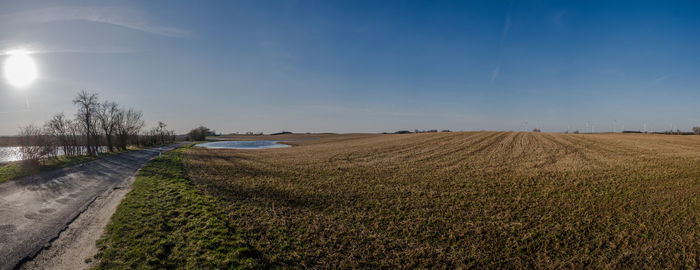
[
  {"x1": 0, "y1": 146, "x2": 107, "y2": 163},
  {"x1": 0, "y1": 147, "x2": 21, "y2": 163},
  {"x1": 196, "y1": 141, "x2": 290, "y2": 150}
]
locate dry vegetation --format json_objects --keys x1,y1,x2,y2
[{"x1": 183, "y1": 132, "x2": 699, "y2": 268}]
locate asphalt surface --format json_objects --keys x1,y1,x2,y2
[{"x1": 0, "y1": 145, "x2": 180, "y2": 270}]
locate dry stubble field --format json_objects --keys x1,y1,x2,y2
[{"x1": 183, "y1": 132, "x2": 699, "y2": 268}]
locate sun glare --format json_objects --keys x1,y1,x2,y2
[{"x1": 3, "y1": 50, "x2": 38, "y2": 87}]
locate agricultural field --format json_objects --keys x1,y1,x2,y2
[{"x1": 181, "y1": 132, "x2": 699, "y2": 268}]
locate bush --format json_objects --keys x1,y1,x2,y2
[{"x1": 188, "y1": 126, "x2": 215, "y2": 141}]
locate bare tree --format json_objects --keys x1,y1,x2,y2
[
  {"x1": 96, "y1": 101, "x2": 120, "y2": 152},
  {"x1": 140, "y1": 122, "x2": 176, "y2": 146},
  {"x1": 73, "y1": 90, "x2": 100, "y2": 156},
  {"x1": 157, "y1": 121, "x2": 167, "y2": 145},
  {"x1": 45, "y1": 113, "x2": 71, "y2": 156},
  {"x1": 67, "y1": 119, "x2": 84, "y2": 155},
  {"x1": 18, "y1": 124, "x2": 49, "y2": 163},
  {"x1": 115, "y1": 108, "x2": 144, "y2": 150},
  {"x1": 14, "y1": 90, "x2": 161, "y2": 163},
  {"x1": 693, "y1": 126, "x2": 700, "y2": 135}
]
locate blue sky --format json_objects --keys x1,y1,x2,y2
[{"x1": 1, "y1": 0, "x2": 700, "y2": 134}]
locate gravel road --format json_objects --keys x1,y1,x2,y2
[{"x1": 0, "y1": 145, "x2": 180, "y2": 270}]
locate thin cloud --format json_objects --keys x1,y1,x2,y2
[
  {"x1": 491, "y1": 64, "x2": 500, "y2": 82},
  {"x1": 0, "y1": 38, "x2": 138, "y2": 56},
  {"x1": 3, "y1": 6, "x2": 190, "y2": 38},
  {"x1": 500, "y1": 13, "x2": 511, "y2": 44},
  {"x1": 0, "y1": 45, "x2": 136, "y2": 56},
  {"x1": 492, "y1": 6, "x2": 511, "y2": 83}
]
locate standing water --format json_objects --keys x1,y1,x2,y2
[
  {"x1": 195, "y1": 141, "x2": 290, "y2": 150},
  {"x1": 0, "y1": 146, "x2": 108, "y2": 163},
  {"x1": 0, "y1": 147, "x2": 22, "y2": 163}
]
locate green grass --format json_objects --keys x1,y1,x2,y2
[
  {"x1": 94, "y1": 146, "x2": 259, "y2": 269},
  {"x1": 0, "y1": 148, "x2": 137, "y2": 183}
]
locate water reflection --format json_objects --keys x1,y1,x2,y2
[
  {"x1": 196, "y1": 141, "x2": 290, "y2": 150},
  {"x1": 0, "y1": 147, "x2": 22, "y2": 163},
  {"x1": 0, "y1": 146, "x2": 108, "y2": 163}
]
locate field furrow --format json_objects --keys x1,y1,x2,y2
[{"x1": 183, "y1": 132, "x2": 700, "y2": 268}]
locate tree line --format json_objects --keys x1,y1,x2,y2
[{"x1": 18, "y1": 90, "x2": 176, "y2": 162}]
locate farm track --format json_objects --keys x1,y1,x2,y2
[{"x1": 0, "y1": 145, "x2": 179, "y2": 270}]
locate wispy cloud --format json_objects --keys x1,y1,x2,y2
[
  {"x1": 3, "y1": 6, "x2": 190, "y2": 38},
  {"x1": 492, "y1": 6, "x2": 512, "y2": 83},
  {"x1": 500, "y1": 13, "x2": 511, "y2": 44},
  {"x1": 491, "y1": 64, "x2": 501, "y2": 82},
  {"x1": 0, "y1": 42, "x2": 136, "y2": 56}
]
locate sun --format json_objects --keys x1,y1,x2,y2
[{"x1": 3, "y1": 50, "x2": 38, "y2": 87}]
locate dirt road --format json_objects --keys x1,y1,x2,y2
[{"x1": 0, "y1": 145, "x2": 180, "y2": 270}]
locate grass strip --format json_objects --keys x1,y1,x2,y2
[{"x1": 94, "y1": 146, "x2": 259, "y2": 269}]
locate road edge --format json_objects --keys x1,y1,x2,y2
[{"x1": 15, "y1": 147, "x2": 178, "y2": 270}]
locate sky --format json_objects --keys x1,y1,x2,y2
[{"x1": 1, "y1": 0, "x2": 700, "y2": 135}]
